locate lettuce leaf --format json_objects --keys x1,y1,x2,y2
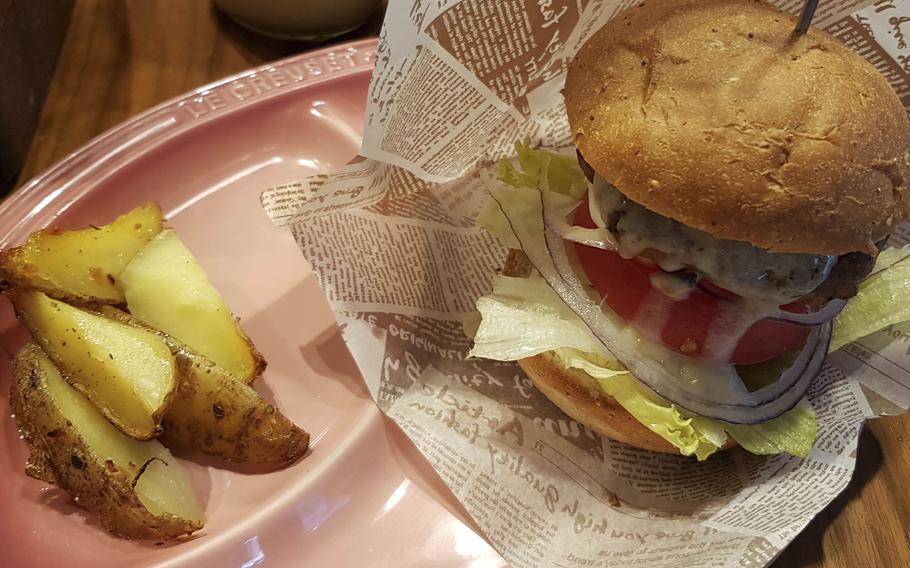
[
  {"x1": 560, "y1": 348, "x2": 817, "y2": 458},
  {"x1": 470, "y1": 274, "x2": 608, "y2": 361},
  {"x1": 497, "y1": 140, "x2": 587, "y2": 198},
  {"x1": 470, "y1": 274, "x2": 723, "y2": 459},
  {"x1": 476, "y1": 141, "x2": 585, "y2": 246},
  {"x1": 725, "y1": 401, "x2": 817, "y2": 457},
  {"x1": 476, "y1": 184, "x2": 541, "y2": 249},
  {"x1": 470, "y1": 274, "x2": 817, "y2": 459},
  {"x1": 831, "y1": 247, "x2": 910, "y2": 351},
  {"x1": 554, "y1": 348, "x2": 726, "y2": 461}
]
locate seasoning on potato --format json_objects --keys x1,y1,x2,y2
[
  {"x1": 11, "y1": 289, "x2": 177, "y2": 440},
  {"x1": 101, "y1": 306, "x2": 309, "y2": 466},
  {"x1": 0, "y1": 202, "x2": 163, "y2": 304},
  {"x1": 10, "y1": 343, "x2": 205, "y2": 540},
  {"x1": 3, "y1": 201, "x2": 309, "y2": 541}
]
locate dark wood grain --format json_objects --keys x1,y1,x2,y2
[
  {"x1": 0, "y1": 0, "x2": 73, "y2": 190},
  {"x1": 15, "y1": 0, "x2": 383, "y2": 187},
  {"x1": 14, "y1": 1, "x2": 910, "y2": 567},
  {"x1": 774, "y1": 422, "x2": 910, "y2": 567}
]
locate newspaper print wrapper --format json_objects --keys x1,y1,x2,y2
[{"x1": 261, "y1": 1, "x2": 910, "y2": 566}]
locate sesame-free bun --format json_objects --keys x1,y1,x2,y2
[
  {"x1": 519, "y1": 352, "x2": 684, "y2": 454},
  {"x1": 503, "y1": 250, "x2": 735, "y2": 456},
  {"x1": 565, "y1": 0, "x2": 910, "y2": 255}
]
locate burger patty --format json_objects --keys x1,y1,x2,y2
[
  {"x1": 810, "y1": 246, "x2": 881, "y2": 300},
  {"x1": 576, "y1": 151, "x2": 879, "y2": 303}
]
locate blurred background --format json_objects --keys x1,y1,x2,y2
[{"x1": 0, "y1": 0, "x2": 385, "y2": 194}]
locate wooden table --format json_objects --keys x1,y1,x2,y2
[
  {"x1": 15, "y1": 0, "x2": 384, "y2": 186},
  {"x1": 13, "y1": 2, "x2": 910, "y2": 567}
]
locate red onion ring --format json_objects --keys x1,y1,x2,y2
[
  {"x1": 491, "y1": 188, "x2": 830, "y2": 424},
  {"x1": 698, "y1": 280, "x2": 846, "y2": 327},
  {"x1": 770, "y1": 299, "x2": 847, "y2": 326},
  {"x1": 544, "y1": 197, "x2": 617, "y2": 251}
]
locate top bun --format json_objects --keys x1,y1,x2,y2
[{"x1": 565, "y1": 0, "x2": 910, "y2": 255}]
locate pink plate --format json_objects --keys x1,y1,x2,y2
[{"x1": 0, "y1": 40, "x2": 505, "y2": 568}]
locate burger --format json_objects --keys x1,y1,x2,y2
[{"x1": 469, "y1": 0, "x2": 910, "y2": 459}]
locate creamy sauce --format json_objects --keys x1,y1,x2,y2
[
  {"x1": 591, "y1": 176, "x2": 837, "y2": 304},
  {"x1": 649, "y1": 271, "x2": 696, "y2": 301},
  {"x1": 632, "y1": 288, "x2": 677, "y2": 339},
  {"x1": 701, "y1": 298, "x2": 778, "y2": 362},
  {"x1": 643, "y1": 274, "x2": 779, "y2": 362},
  {"x1": 611, "y1": 311, "x2": 751, "y2": 402},
  {"x1": 576, "y1": 277, "x2": 752, "y2": 401}
]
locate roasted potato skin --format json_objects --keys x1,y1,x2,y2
[
  {"x1": 0, "y1": 202, "x2": 163, "y2": 304},
  {"x1": 163, "y1": 352, "x2": 309, "y2": 467},
  {"x1": 99, "y1": 307, "x2": 308, "y2": 466},
  {"x1": 10, "y1": 343, "x2": 203, "y2": 540}
]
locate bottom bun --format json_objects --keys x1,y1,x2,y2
[
  {"x1": 519, "y1": 352, "x2": 676, "y2": 454},
  {"x1": 505, "y1": 249, "x2": 737, "y2": 456},
  {"x1": 519, "y1": 352, "x2": 738, "y2": 455}
]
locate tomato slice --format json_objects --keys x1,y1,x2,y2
[{"x1": 572, "y1": 197, "x2": 809, "y2": 364}]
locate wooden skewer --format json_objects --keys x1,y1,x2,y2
[{"x1": 796, "y1": 0, "x2": 820, "y2": 34}]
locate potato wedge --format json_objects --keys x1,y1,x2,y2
[
  {"x1": 99, "y1": 307, "x2": 308, "y2": 466},
  {"x1": 10, "y1": 343, "x2": 204, "y2": 539},
  {"x1": 11, "y1": 289, "x2": 176, "y2": 439},
  {"x1": 0, "y1": 202, "x2": 163, "y2": 303},
  {"x1": 164, "y1": 348, "x2": 309, "y2": 466},
  {"x1": 121, "y1": 229, "x2": 265, "y2": 383}
]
